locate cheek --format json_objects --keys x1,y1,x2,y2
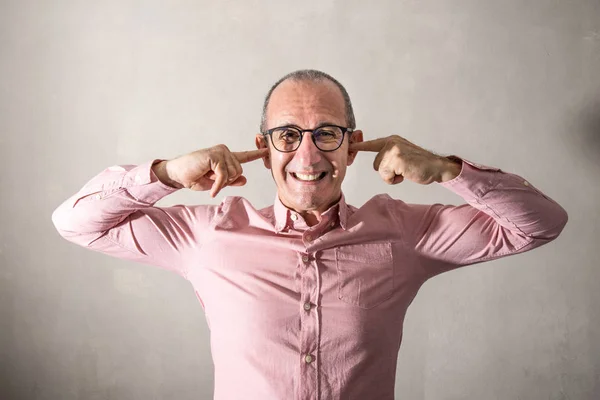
[
  {"x1": 272, "y1": 153, "x2": 292, "y2": 176},
  {"x1": 330, "y1": 155, "x2": 347, "y2": 179}
]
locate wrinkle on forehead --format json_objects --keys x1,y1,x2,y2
[{"x1": 266, "y1": 80, "x2": 346, "y2": 129}]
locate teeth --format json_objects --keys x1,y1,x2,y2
[{"x1": 294, "y1": 172, "x2": 322, "y2": 181}]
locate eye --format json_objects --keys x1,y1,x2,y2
[
  {"x1": 283, "y1": 130, "x2": 300, "y2": 138},
  {"x1": 274, "y1": 128, "x2": 301, "y2": 142},
  {"x1": 314, "y1": 127, "x2": 343, "y2": 142},
  {"x1": 317, "y1": 130, "x2": 336, "y2": 137}
]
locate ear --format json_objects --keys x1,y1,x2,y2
[
  {"x1": 255, "y1": 134, "x2": 271, "y2": 169},
  {"x1": 347, "y1": 130, "x2": 363, "y2": 166}
]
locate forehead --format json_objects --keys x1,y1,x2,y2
[{"x1": 265, "y1": 79, "x2": 346, "y2": 128}]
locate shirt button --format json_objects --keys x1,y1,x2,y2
[
  {"x1": 303, "y1": 302, "x2": 311, "y2": 311},
  {"x1": 330, "y1": 221, "x2": 335, "y2": 228},
  {"x1": 304, "y1": 354, "x2": 314, "y2": 363},
  {"x1": 305, "y1": 235, "x2": 312, "y2": 242},
  {"x1": 302, "y1": 255, "x2": 309, "y2": 262},
  {"x1": 523, "y1": 181, "x2": 530, "y2": 186},
  {"x1": 290, "y1": 213, "x2": 298, "y2": 221},
  {"x1": 94, "y1": 194, "x2": 101, "y2": 200}
]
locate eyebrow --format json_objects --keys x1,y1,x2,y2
[{"x1": 276, "y1": 121, "x2": 339, "y2": 129}]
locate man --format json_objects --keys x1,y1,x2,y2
[{"x1": 52, "y1": 69, "x2": 568, "y2": 400}]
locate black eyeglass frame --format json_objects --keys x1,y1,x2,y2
[{"x1": 262, "y1": 124, "x2": 354, "y2": 153}]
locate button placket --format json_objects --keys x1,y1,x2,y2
[{"x1": 298, "y1": 248, "x2": 319, "y2": 396}]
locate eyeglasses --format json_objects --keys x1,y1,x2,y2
[{"x1": 262, "y1": 124, "x2": 353, "y2": 153}]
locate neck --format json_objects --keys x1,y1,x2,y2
[
  {"x1": 279, "y1": 193, "x2": 342, "y2": 227},
  {"x1": 300, "y1": 211, "x2": 322, "y2": 227}
]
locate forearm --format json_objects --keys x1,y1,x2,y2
[
  {"x1": 51, "y1": 160, "x2": 178, "y2": 243},
  {"x1": 403, "y1": 159, "x2": 567, "y2": 279},
  {"x1": 439, "y1": 159, "x2": 568, "y2": 240}
]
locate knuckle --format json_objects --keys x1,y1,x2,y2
[
  {"x1": 213, "y1": 144, "x2": 230, "y2": 155},
  {"x1": 389, "y1": 146, "x2": 401, "y2": 156},
  {"x1": 379, "y1": 168, "x2": 392, "y2": 177}
]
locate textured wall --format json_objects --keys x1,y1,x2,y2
[{"x1": 1, "y1": 0, "x2": 599, "y2": 399}]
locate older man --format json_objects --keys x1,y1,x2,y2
[{"x1": 52, "y1": 69, "x2": 567, "y2": 400}]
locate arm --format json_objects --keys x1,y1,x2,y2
[
  {"x1": 350, "y1": 135, "x2": 567, "y2": 279},
  {"x1": 395, "y1": 158, "x2": 568, "y2": 279},
  {"x1": 52, "y1": 146, "x2": 267, "y2": 277},
  {"x1": 51, "y1": 160, "x2": 218, "y2": 277}
]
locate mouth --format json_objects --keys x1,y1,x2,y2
[{"x1": 290, "y1": 171, "x2": 327, "y2": 183}]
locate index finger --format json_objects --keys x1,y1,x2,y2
[
  {"x1": 233, "y1": 148, "x2": 269, "y2": 164},
  {"x1": 348, "y1": 138, "x2": 388, "y2": 153}
]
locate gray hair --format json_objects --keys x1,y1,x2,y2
[{"x1": 260, "y1": 69, "x2": 356, "y2": 132}]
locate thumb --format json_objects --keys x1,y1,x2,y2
[
  {"x1": 228, "y1": 175, "x2": 247, "y2": 186},
  {"x1": 391, "y1": 175, "x2": 404, "y2": 184}
]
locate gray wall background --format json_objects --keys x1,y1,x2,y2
[{"x1": 1, "y1": 0, "x2": 599, "y2": 399}]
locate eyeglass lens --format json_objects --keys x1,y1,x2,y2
[{"x1": 270, "y1": 126, "x2": 344, "y2": 152}]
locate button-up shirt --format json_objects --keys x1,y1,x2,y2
[{"x1": 51, "y1": 158, "x2": 567, "y2": 400}]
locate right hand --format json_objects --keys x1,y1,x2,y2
[{"x1": 154, "y1": 145, "x2": 268, "y2": 197}]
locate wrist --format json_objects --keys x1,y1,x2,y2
[
  {"x1": 152, "y1": 160, "x2": 184, "y2": 189},
  {"x1": 437, "y1": 156, "x2": 462, "y2": 183}
]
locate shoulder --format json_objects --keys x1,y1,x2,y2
[
  {"x1": 216, "y1": 195, "x2": 256, "y2": 215},
  {"x1": 351, "y1": 193, "x2": 436, "y2": 221},
  {"x1": 355, "y1": 193, "x2": 408, "y2": 211}
]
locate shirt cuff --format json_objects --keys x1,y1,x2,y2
[
  {"x1": 124, "y1": 159, "x2": 181, "y2": 204},
  {"x1": 439, "y1": 156, "x2": 502, "y2": 200}
]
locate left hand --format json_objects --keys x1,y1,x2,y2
[{"x1": 349, "y1": 135, "x2": 462, "y2": 185}]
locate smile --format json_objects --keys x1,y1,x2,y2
[{"x1": 291, "y1": 172, "x2": 327, "y2": 182}]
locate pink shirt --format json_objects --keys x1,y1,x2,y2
[{"x1": 52, "y1": 158, "x2": 567, "y2": 400}]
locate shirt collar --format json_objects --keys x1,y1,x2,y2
[{"x1": 274, "y1": 192, "x2": 348, "y2": 233}]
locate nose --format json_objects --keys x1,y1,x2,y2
[{"x1": 293, "y1": 132, "x2": 323, "y2": 166}]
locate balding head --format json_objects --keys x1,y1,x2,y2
[{"x1": 260, "y1": 69, "x2": 356, "y2": 132}]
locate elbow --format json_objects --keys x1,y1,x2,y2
[
  {"x1": 51, "y1": 202, "x2": 79, "y2": 241},
  {"x1": 51, "y1": 201, "x2": 107, "y2": 247},
  {"x1": 51, "y1": 205, "x2": 68, "y2": 238},
  {"x1": 555, "y1": 206, "x2": 569, "y2": 237},
  {"x1": 539, "y1": 206, "x2": 569, "y2": 241}
]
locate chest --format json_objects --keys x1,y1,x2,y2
[{"x1": 186, "y1": 228, "x2": 424, "y2": 334}]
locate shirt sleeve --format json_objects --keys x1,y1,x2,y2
[
  {"x1": 51, "y1": 160, "x2": 220, "y2": 278},
  {"x1": 392, "y1": 157, "x2": 568, "y2": 280}
]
